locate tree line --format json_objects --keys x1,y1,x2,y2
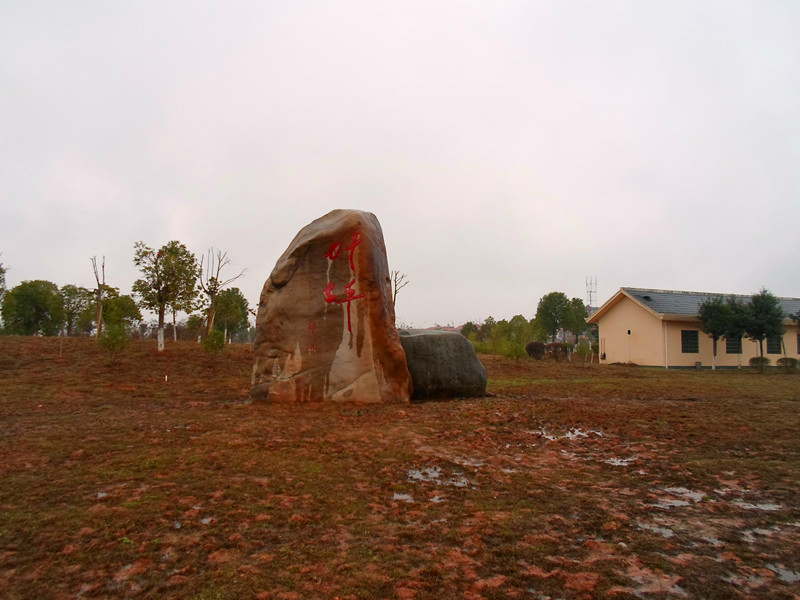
[
  {"x1": 698, "y1": 288, "x2": 797, "y2": 369},
  {"x1": 0, "y1": 243, "x2": 251, "y2": 352},
  {"x1": 460, "y1": 291, "x2": 592, "y2": 358}
]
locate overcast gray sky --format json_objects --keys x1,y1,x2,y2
[{"x1": 2, "y1": 1, "x2": 798, "y2": 328}]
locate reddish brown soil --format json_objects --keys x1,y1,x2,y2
[{"x1": 1, "y1": 337, "x2": 799, "y2": 599}]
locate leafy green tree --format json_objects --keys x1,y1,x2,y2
[
  {"x1": 133, "y1": 241, "x2": 200, "y2": 352},
  {"x1": 501, "y1": 314, "x2": 533, "y2": 358},
  {"x1": 104, "y1": 294, "x2": 142, "y2": 328},
  {"x1": 76, "y1": 284, "x2": 111, "y2": 336},
  {"x1": 460, "y1": 321, "x2": 479, "y2": 338},
  {"x1": 214, "y1": 287, "x2": 250, "y2": 341},
  {"x1": 534, "y1": 291, "x2": 570, "y2": 342},
  {"x1": 186, "y1": 314, "x2": 206, "y2": 340},
  {"x1": 698, "y1": 295, "x2": 732, "y2": 370},
  {"x1": 60, "y1": 284, "x2": 91, "y2": 336},
  {"x1": 724, "y1": 296, "x2": 750, "y2": 368},
  {"x1": 564, "y1": 298, "x2": 589, "y2": 341},
  {"x1": 493, "y1": 319, "x2": 512, "y2": 354},
  {"x1": 745, "y1": 288, "x2": 785, "y2": 358},
  {"x1": 477, "y1": 316, "x2": 496, "y2": 343},
  {"x1": 1, "y1": 280, "x2": 64, "y2": 336},
  {"x1": 167, "y1": 263, "x2": 200, "y2": 341},
  {"x1": 76, "y1": 286, "x2": 139, "y2": 335},
  {"x1": 508, "y1": 314, "x2": 530, "y2": 342}
]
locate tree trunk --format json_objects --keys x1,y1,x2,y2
[
  {"x1": 158, "y1": 304, "x2": 166, "y2": 352},
  {"x1": 172, "y1": 309, "x2": 177, "y2": 341},
  {"x1": 206, "y1": 296, "x2": 216, "y2": 336},
  {"x1": 712, "y1": 336, "x2": 717, "y2": 370},
  {"x1": 95, "y1": 289, "x2": 103, "y2": 338}
]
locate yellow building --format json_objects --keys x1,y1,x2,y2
[{"x1": 587, "y1": 288, "x2": 800, "y2": 368}]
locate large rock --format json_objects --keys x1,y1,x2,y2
[
  {"x1": 251, "y1": 210, "x2": 412, "y2": 404},
  {"x1": 399, "y1": 330, "x2": 487, "y2": 399}
]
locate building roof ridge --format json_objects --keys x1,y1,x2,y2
[{"x1": 622, "y1": 287, "x2": 798, "y2": 301}]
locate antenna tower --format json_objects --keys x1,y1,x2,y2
[{"x1": 586, "y1": 276, "x2": 597, "y2": 308}]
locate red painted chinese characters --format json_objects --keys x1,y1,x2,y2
[{"x1": 324, "y1": 231, "x2": 366, "y2": 332}]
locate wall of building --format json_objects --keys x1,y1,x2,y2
[
  {"x1": 597, "y1": 296, "x2": 665, "y2": 366},
  {"x1": 667, "y1": 321, "x2": 800, "y2": 368}
]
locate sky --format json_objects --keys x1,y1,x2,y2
[{"x1": 2, "y1": 1, "x2": 799, "y2": 328}]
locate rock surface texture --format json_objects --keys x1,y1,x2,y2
[
  {"x1": 399, "y1": 329, "x2": 487, "y2": 399},
  {"x1": 251, "y1": 210, "x2": 412, "y2": 403}
]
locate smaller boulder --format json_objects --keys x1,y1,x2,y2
[{"x1": 399, "y1": 330, "x2": 487, "y2": 399}]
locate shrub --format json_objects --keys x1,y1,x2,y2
[
  {"x1": 525, "y1": 341, "x2": 546, "y2": 360},
  {"x1": 749, "y1": 356, "x2": 770, "y2": 371},
  {"x1": 545, "y1": 342, "x2": 569, "y2": 362},
  {"x1": 99, "y1": 324, "x2": 129, "y2": 360},
  {"x1": 502, "y1": 341, "x2": 528, "y2": 360},
  {"x1": 574, "y1": 340, "x2": 592, "y2": 363},
  {"x1": 777, "y1": 357, "x2": 798, "y2": 372},
  {"x1": 202, "y1": 329, "x2": 226, "y2": 353}
]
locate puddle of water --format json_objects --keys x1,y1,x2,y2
[
  {"x1": 654, "y1": 499, "x2": 692, "y2": 509},
  {"x1": 392, "y1": 493, "x2": 414, "y2": 503},
  {"x1": 699, "y1": 536, "x2": 723, "y2": 547},
  {"x1": 526, "y1": 590, "x2": 561, "y2": 600},
  {"x1": 408, "y1": 467, "x2": 441, "y2": 482},
  {"x1": 532, "y1": 427, "x2": 603, "y2": 441},
  {"x1": 606, "y1": 456, "x2": 638, "y2": 466},
  {"x1": 452, "y1": 457, "x2": 484, "y2": 468},
  {"x1": 407, "y1": 467, "x2": 470, "y2": 488},
  {"x1": 664, "y1": 487, "x2": 706, "y2": 503},
  {"x1": 742, "y1": 527, "x2": 778, "y2": 544},
  {"x1": 732, "y1": 500, "x2": 781, "y2": 511},
  {"x1": 638, "y1": 522, "x2": 675, "y2": 538},
  {"x1": 766, "y1": 563, "x2": 800, "y2": 583},
  {"x1": 430, "y1": 495, "x2": 445, "y2": 503},
  {"x1": 559, "y1": 450, "x2": 581, "y2": 461},
  {"x1": 724, "y1": 573, "x2": 768, "y2": 589}
]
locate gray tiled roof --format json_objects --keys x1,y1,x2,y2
[{"x1": 623, "y1": 288, "x2": 800, "y2": 318}]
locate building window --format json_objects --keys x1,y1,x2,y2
[
  {"x1": 725, "y1": 336, "x2": 742, "y2": 354},
  {"x1": 766, "y1": 335, "x2": 782, "y2": 355},
  {"x1": 681, "y1": 330, "x2": 699, "y2": 353}
]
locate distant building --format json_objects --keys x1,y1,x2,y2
[{"x1": 587, "y1": 288, "x2": 800, "y2": 368}]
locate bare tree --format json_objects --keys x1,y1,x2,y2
[
  {"x1": 90, "y1": 256, "x2": 105, "y2": 338},
  {"x1": 199, "y1": 249, "x2": 245, "y2": 336},
  {"x1": 390, "y1": 270, "x2": 409, "y2": 307}
]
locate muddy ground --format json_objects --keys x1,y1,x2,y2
[{"x1": 1, "y1": 337, "x2": 798, "y2": 599}]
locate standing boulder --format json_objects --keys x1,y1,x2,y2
[
  {"x1": 399, "y1": 329, "x2": 487, "y2": 399},
  {"x1": 251, "y1": 209, "x2": 412, "y2": 404}
]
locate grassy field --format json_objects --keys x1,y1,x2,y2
[{"x1": 1, "y1": 337, "x2": 799, "y2": 600}]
